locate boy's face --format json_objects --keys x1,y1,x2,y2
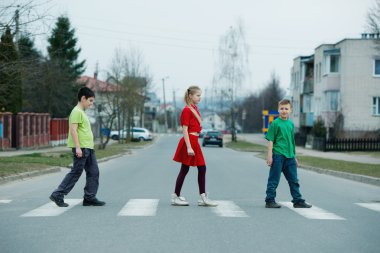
[
  {"x1": 278, "y1": 103, "x2": 292, "y2": 119},
  {"x1": 81, "y1": 96, "x2": 94, "y2": 109}
]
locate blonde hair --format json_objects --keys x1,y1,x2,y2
[{"x1": 184, "y1": 85, "x2": 201, "y2": 106}]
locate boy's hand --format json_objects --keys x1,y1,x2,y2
[
  {"x1": 295, "y1": 158, "x2": 299, "y2": 167},
  {"x1": 187, "y1": 148, "x2": 195, "y2": 156},
  {"x1": 267, "y1": 157, "x2": 273, "y2": 167},
  {"x1": 75, "y1": 147, "x2": 83, "y2": 158}
]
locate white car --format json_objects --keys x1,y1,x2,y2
[{"x1": 110, "y1": 127, "x2": 153, "y2": 141}]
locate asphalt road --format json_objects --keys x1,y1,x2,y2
[{"x1": 1, "y1": 135, "x2": 380, "y2": 253}]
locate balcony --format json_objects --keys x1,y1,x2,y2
[
  {"x1": 300, "y1": 112, "x2": 314, "y2": 127},
  {"x1": 302, "y1": 79, "x2": 314, "y2": 94}
]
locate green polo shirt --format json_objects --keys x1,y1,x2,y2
[
  {"x1": 67, "y1": 106, "x2": 94, "y2": 149},
  {"x1": 265, "y1": 117, "x2": 296, "y2": 158}
]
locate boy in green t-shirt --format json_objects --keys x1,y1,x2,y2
[
  {"x1": 264, "y1": 99, "x2": 312, "y2": 208},
  {"x1": 49, "y1": 87, "x2": 105, "y2": 207}
]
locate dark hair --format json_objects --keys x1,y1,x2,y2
[{"x1": 77, "y1": 87, "x2": 95, "y2": 101}]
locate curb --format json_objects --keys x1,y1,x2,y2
[
  {"x1": 299, "y1": 164, "x2": 380, "y2": 187},
  {"x1": 0, "y1": 167, "x2": 61, "y2": 185}
]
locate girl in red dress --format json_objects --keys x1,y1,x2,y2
[{"x1": 171, "y1": 86, "x2": 217, "y2": 207}]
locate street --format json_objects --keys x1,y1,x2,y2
[{"x1": 1, "y1": 135, "x2": 380, "y2": 253}]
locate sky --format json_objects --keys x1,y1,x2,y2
[{"x1": 31, "y1": 0, "x2": 374, "y2": 101}]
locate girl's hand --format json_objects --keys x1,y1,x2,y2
[
  {"x1": 266, "y1": 157, "x2": 272, "y2": 167},
  {"x1": 187, "y1": 148, "x2": 195, "y2": 156}
]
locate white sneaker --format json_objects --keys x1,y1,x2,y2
[
  {"x1": 171, "y1": 193, "x2": 189, "y2": 206},
  {"x1": 198, "y1": 193, "x2": 218, "y2": 207}
]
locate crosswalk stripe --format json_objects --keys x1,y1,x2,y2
[
  {"x1": 280, "y1": 202, "x2": 345, "y2": 220},
  {"x1": 0, "y1": 200, "x2": 12, "y2": 204},
  {"x1": 355, "y1": 203, "x2": 380, "y2": 212},
  {"x1": 212, "y1": 201, "x2": 249, "y2": 217},
  {"x1": 118, "y1": 199, "x2": 159, "y2": 216},
  {"x1": 21, "y1": 199, "x2": 82, "y2": 217}
]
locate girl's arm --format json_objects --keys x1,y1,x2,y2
[
  {"x1": 182, "y1": 125, "x2": 195, "y2": 156},
  {"x1": 266, "y1": 141, "x2": 273, "y2": 166}
]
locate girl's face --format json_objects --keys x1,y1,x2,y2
[{"x1": 190, "y1": 90, "x2": 202, "y2": 105}]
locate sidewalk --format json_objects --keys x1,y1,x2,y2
[
  {"x1": 238, "y1": 133, "x2": 380, "y2": 165},
  {"x1": 0, "y1": 139, "x2": 118, "y2": 157}
]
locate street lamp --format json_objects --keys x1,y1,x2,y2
[{"x1": 162, "y1": 76, "x2": 169, "y2": 133}]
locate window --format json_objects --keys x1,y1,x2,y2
[
  {"x1": 374, "y1": 59, "x2": 380, "y2": 76},
  {"x1": 324, "y1": 91, "x2": 340, "y2": 111},
  {"x1": 324, "y1": 54, "x2": 340, "y2": 74},
  {"x1": 330, "y1": 55, "x2": 339, "y2": 73},
  {"x1": 373, "y1": 97, "x2": 380, "y2": 116}
]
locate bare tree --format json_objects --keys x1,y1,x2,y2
[
  {"x1": 106, "y1": 47, "x2": 152, "y2": 143},
  {"x1": 213, "y1": 19, "x2": 250, "y2": 141},
  {"x1": 367, "y1": 0, "x2": 380, "y2": 51}
]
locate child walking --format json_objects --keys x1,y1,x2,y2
[
  {"x1": 171, "y1": 86, "x2": 217, "y2": 207},
  {"x1": 49, "y1": 87, "x2": 105, "y2": 207},
  {"x1": 265, "y1": 99, "x2": 312, "y2": 208}
]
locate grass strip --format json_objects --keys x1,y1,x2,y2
[
  {"x1": 0, "y1": 141, "x2": 151, "y2": 177},
  {"x1": 226, "y1": 140, "x2": 380, "y2": 179}
]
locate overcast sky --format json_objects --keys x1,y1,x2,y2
[{"x1": 38, "y1": 0, "x2": 374, "y2": 101}]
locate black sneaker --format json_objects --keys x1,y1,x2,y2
[
  {"x1": 83, "y1": 198, "x2": 106, "y2": 206},
  {"x1": 293, "y1": 202, "x2": 312, "y2": 208},
  {"x1": 265, "y1": 202, "x2": 281, "y2": 208},
  {"x1": 49, "y1": 195, "x2": 69, "y2": 207}
]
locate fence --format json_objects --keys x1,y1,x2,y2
[
  {"x1": 50, "y1": 118, "x2": 69, "y2": 146},
  {"x1": 0, "y1": 112, "x2": 13, "y2": 150},
  {"x1": 325, "y1": 138, "x2": 380, "y2": 151},
  {"x1": 16, "y1": 113, "x2": 51, "y2": 149}
]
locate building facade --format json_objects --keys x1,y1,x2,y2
[{"x1": 290, "y1": 34, "x2": 380, "y2": 138}]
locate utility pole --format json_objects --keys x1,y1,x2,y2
[
  {"x1": 172, "y1": 89, "x2": 178, "y2": 132},
  {"x1": 14, "y1": 7, "x2": 20, "y2": 51},
  {"x1": 162, "y1": 77, "x2": 169, "y2": 133}
]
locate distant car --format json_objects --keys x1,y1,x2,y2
[
  {"x1": 200, "y1": 128, "x2": 214, "y2": 138},
  {"x1": 202, "y1": 131, "x2": 223, "y2": 147},
  {"x1": 110, "y1": 127, "x2": 153, "y2": 141}
]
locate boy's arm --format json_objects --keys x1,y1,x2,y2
[
  {"x1": 70, "y1": 123, "x2": 82, "y2": 158},
  {"x1": 182, "y1": 125, "x2": 194, "y2": 156},
  {"x1": 267, "y1": 141, "x2": 273, "y2": 166}
]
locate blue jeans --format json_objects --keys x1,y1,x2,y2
[
  {"x1": 265, "y1": 154, "x2": 305, "y2": 204},
  {"x1": 52, "y1": 148, "x2": 99, "y2": 200}
]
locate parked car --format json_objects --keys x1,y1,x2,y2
[
  {"x1": 110, "y1": 127, "x2": 153, "y2": 141},
  {"x1": 202, "y1": 130, "x2": 223, "y2": 147}
]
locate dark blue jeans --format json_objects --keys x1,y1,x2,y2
[
  {"x1": 265, "y1": 154, "x2": 305, "y2": 204},
  {"x1": 52, "y1": 148, "x2": 99, "y2": 201}
]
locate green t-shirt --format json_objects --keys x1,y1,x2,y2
[
  {"x1": 67, "y1": 106, "x2": 94, "y2": 149},
  {"x1": 265, "y1": 117, "x2": 296, "y2": 158}
]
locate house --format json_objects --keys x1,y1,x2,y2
[{"x1": 290, "y1": 33, "x2": 380, "y2": 139}]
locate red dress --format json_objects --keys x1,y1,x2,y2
[{"x1": 173, "y1": 105, "x2": 205, "y2": 166}]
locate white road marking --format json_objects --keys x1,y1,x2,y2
[
  {"x1": 356, "y1": 203, "x2": 380, "y2": 212},
  {"x1": 0, "y1": 200, "x2": 12, "y2": 204},
  {"x1": 280, "y1": 202, "x2": 345, "y2": 220},
  {"x1": 212, "y1": 201, "x2": 249, "y2": 217},
  {"x1": 21, "y1": 199, "x2": 82, "y2": 217},
  {"x1": 118, "y1": 199, "x2": 159, "y2": 216}
]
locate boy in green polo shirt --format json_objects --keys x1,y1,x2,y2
[
  {"x1": 264, "y1": 99, "x2": 312, "y2": 208},
  {"x1": 49, "y1": 87, "x2": 105, "y2": 207}
]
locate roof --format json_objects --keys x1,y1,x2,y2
[{"x1": 77, "y1": 76, "x2": 119, "y2": 92}]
